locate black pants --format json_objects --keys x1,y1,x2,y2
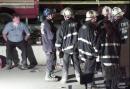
[
  {"x1": 6, "y1": 40, "x2": 27, "y2": 66},
  {"x1": 62, "y1": 53, "x2": 81, "y2": 75},
  {"x1": 102, "y1": 64, "x2": 119, "y2": 89},
  {"x1": 6, "y1": 41, "x2": 37, "y2": 66},
  {"x1": 26, "y1": 42, "x2": 37, "y2": 65},
  {"x1": 6, "y1": 48, "x2": 19, "y2": 66},
  {"x1": 45, "y1": 52, "x2": 56, "y2": 73}
]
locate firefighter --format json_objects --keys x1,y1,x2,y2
[
  {"x1": 112, "y1": 7, "x2": 129, "y2": 43},
  {"x1": 112, "y1": 7, "x2": 129, "y2": 88},
  {"x1": 78, "y1": 10, "x2": 98, "y2": 89},
  {"x1": 55, "y1": 7, "x2": 81, "y2": 83},
  {"x1": 41, "y1": 8, "x2": 57, "y2": 81},
  {"x1": 98, "y1": 6, "x2": 123, "y2": 89}
]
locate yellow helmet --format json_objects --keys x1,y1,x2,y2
[
  {"x1": 85, "y1": 10, "x2": 97, "y2": 21},
  {"x1": 102, "y1": 6, "x2": 112, "y2": 16},
  {"x1": 60, "y1": 7, "x2": 74, "y2": 17},
  {"x1": 112, "y1": 7, "x2": 124, "y2": 17}
]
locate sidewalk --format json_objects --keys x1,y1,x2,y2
[
  {"x1": 0, "y1": 65, "x2": 127, "y2": 89},
  {"x1": 0, "y1": 65, "x2": 85, "y2": 89}
]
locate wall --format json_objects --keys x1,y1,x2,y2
[{"x1": 0, "y1": 45, "x2": 47, "y2": 65}]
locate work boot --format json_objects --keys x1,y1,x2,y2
[
  {"x1": 75, "y1": 75, "x2": 80, "y2": 82},
  {"x1": 19, "y1": 65, "x2": 28, "y2": 70},
  {"x1": 75, "y1": 71, "x2": 80, "y2": 82},
  {"x1": 60, "y1": 73, "x2": 68, "y2": 84}
]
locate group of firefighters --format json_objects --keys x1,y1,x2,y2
[{"x1": 2, "y1": 5, "x2": 129, "y2": 89}]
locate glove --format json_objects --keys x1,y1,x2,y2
[{"x1": 56, "y1": 51, "x2": 64, "y2": 59}]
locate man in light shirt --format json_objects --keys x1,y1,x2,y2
[{"x1": 3, "y1": 14, "x2": 30, "y2": 70}]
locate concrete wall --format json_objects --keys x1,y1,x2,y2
[{"x1": 0, "y1": 45, "x2": 47, "y2": 65}]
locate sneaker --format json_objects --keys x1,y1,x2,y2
[
  {"x1": 19, "y1": 65, "x2": 28, "y2": 70},
  {"x1": 45, "y1": 76, "x2": 58, "y2": 81},
  {"x1": 28, "y1": 64, "x2": 36, "y2": 69},
  {"x1": 12, "y1": 64, "x2": 19, "y2": 68},
  {"x1": 5, "y1": 65, "x2": 13, "y2": 70},
  {"x1": 50, "y1": 74, "x2": 56, "y2": 78}
]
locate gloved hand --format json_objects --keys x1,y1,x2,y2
[
  {"x1": 56, "y1": 50, "x2": 64, "y2": 59},
  {"x1": 96, "y1": 56, "x2": 100, "y2": 62}
]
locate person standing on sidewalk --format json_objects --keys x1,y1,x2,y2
[
  {"x1": 55, "y1": 7, "x2": 81, "y2": 83},
  {"x1": 78, "y1": 10, "x2": 98, "y2": 89},
  {"x1": 98, "y1": 6, "x2": 126, "y2": 89},
  {"x1": 2, "y1": 14, "x2": 30, "y2": 70},
  {"x1": 41, "y1": 8, "x2": 57, "y2": 81}
]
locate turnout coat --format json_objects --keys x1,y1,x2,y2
[
  {"x1": 55, "y1": 18, "x2": 79, "y2": 54},
  {"x1": 98, "y1": 19, "x2": 122, "y2": 64},
  {"x1": 78, "y1": 21, "x2": 98, "y2": 61},
  {"x1": 113, "y1": 17, "x2": 129, "y2": 43}
]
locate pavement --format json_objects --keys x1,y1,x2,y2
[
  {"x1": 0, "y1": 65, "x2": 128, "y2": 89},
  {"x1": 0, "y1": 65, "x2": 85, "y2": 89}
]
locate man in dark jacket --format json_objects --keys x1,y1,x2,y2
[
  {"x1": 41, "y1": 8, "x2": 57, "y2": 81},
  {"x1": 98, "y1": 6, "x2": 126, "y2": 89},
  {"x1": 55, "y1": 7, "x2": 81, "y2": 83},
  {"x1": 78, "y1": 10, "x2": 98, "y2": 89},
  {"x1": 112, "y1": 7, "x2": 129, "y2": 44}
]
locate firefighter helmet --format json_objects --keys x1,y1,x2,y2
[
  {"x1": 43, "y1": 8, "x2": 53, "y2": 17},
  {"x1": 112, "y1": 7, "x2": 124, "y2": 16},
  {"x1": 60, "y1": 7, "x2": 74, "y2": 17},
  {"x1": 102, "y1": 6, "x2": 112, "y2": 16},
  {"x1": 85, "y1": 10, "x2": 97, "y2": 21}
]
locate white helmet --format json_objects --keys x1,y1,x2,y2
[
  {"x1": 60, "y1": 7, "x2": 74, "y2": 17},
  {"x1": 102, "y1": 6, "x2": 112, "y2": 16},
  {"x1": 85, "y1": 10, "x2": 97, "y2": 21},
  {"x1": 112, "y1": 7, "x2": 124, "y2": 16}
]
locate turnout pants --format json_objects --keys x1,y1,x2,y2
[
  {"x1": 80, "y1": 58, "x2": 96, "y2": 84},
  {"x1": 102, "y1": 64, "x2": 119, "y2": 89},
  {"x1": 62, "y1": 53, "x2": 81, "y2": 76}
]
